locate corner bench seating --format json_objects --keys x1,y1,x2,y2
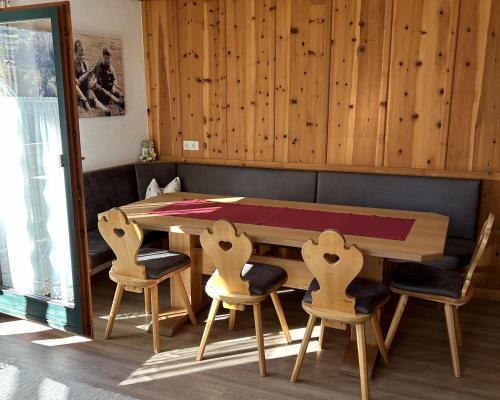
[{"x1": 84, "y1": 162, "x2": 481, "y2": 275}]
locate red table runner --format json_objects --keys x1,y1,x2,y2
[{"x1": 149, "y1": 199, "x2": 415, "y2": 241}]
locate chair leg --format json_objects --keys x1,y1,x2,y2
[
  {"x1": 291, "y1": 314, "x2": 316, "y2": 383},
  {"x1": 371, "y1": 313, "x2": 389, "y2": 365},
  {"x1": 151, "y1": 285, "x2": 160, "y2": 353},
  {"x1": 270, "y1": 292, "x2": 292, "y2": 344},
  {"x1": 318, "y1": 319, "x2": 326, "y2": 349},
  {"x1": 104, "y1": 283, "x2": 124, "y2": 339},
  {"x1": 196, "y1": 298, "x2": 220, "y2": 361},
  {"x1": 444, "y1": 304, "x2": 461, "y2": 377},
  {"x1": 453, "y1": 306, "x2": 463, "y2": 348},
  {"x1": 172, "y1": 273, "x2": 197, "y2": 326},
  {"x1": 385, "y1": 294, "x2": 409, "y2": 350},
  {"x1": 253, "y1": 302, "x2": 267, "y2": 377},
  {"x1": 228, "y1": 309, "x2": 236, "y2": 331},
  {"x1": 144, "y1": 288, "x2": 151, "y2": 316},
  {"x1": 356, "y1": 323, "x2": 369, "y2": 400}
]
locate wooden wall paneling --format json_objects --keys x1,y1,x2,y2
[
  {"x1": 473, "y1": 0, "x2": 500, "y2": 172},
  {"x1": 178, "y1": 0, "x2": 204, "y2": 157},
  {"x1": 327, "y1": 0, "x2": 393, "y2": 166},
  {"x1": 254, "y1": 0, "x2": 276, "y2": 161},
  {"x1": 226, "y1": 0, "x2": 275, "y2": 161},
  {"x1": 179, "y1": 0, "x2": 227, "y2": 158},
  {"x1": 384, "y1": 0, "x2": 460, "y2": 169},
  {"x1": 275, "y1": 0, "x2": 332, "y2": 164},
  {"x1": 446, "y1": 0, "x2": 491, "y2": 171},
  {"x1": 203, "y1": 0, "x2": 227, "y2": 158},
  {"x1": 274, "y1": 0, "x2": 292, "y2": 162},
  {"x1": 474, "y1": 181, "x2": 500, "y2": 289},
  {"x1": 142, "y1": 0, "x2": 183, "y2": 157}
]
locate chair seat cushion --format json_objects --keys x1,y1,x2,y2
[
  {"x1": 138, "y1": 248, "x2": 191, "y2": 279},
  {"x1": 390, "y1": 263, "x2": 464, "y2": 299},
  {"x1": 87, "y1": 228, "x2": 166, "y2": 269},
  {"x1": 241, "y1": 263, "x2": 287, "y2": 295},
  {"x1": 303, "y1": 278, "x2": 390, "y2": 315}
]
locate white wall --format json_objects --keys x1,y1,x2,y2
[{"x1": 10, "y1": 0, "x2": 148, "y2": 171}]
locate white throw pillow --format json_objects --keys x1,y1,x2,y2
[
  {"x1": 145, "y1": 177, "x2": 181, "y2": 199},
  {"x1": 163, "y1": 176, "x2": 181, "y2": 193},
  {"x1": 145, "y1": 178, "x2": 161, "y2": 199}
]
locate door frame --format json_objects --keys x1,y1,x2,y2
[{"x1": 0, "y1": 1, "x2": 92, "y2": 337}]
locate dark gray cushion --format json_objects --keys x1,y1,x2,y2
[
  {"x1": 84, "y1": 164, "x2": 139, "y2": 230},
  {"x1": 316, "y1": 172, "x2": 480, "y2": 240},
  {"x1": 135, "y1": 162, "x2": 177, "y2": 200},
  {"x1": 241, "y1": 263, "x2": 287, "y2": 295},
  {"x1": 303, "y1": 278, "x2": 390, "y2": 315},
  {"x1": 138, "y1": 248, "x2": 191, "y2": 279},
  {"x1": 177, "y1": 163, "x2": 317, "y2": 202},
  {"x1": 87, "y1": 229, "x2": 166, "y2": 269},
  {"x1": 425, "y1": 237, "x2": 476, "y2": 270},
  {"x1": 87, "y1": 228, "x2": 115, "y2": 268},
  {"x1": 390, "y1": 263, "x2": 464, "y2": 299}
]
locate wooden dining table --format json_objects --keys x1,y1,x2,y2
[{"x1": 111, "y1": 191, "x2": 449, "y2": 379}]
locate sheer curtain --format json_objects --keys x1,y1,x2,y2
[{"x1": 0, "y1": 24, "x2": 74, "y2": 304}]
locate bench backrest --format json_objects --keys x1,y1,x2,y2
[
  {"x1": 84, "y1": 164, "x2": 139, "y2": 230},
  {"x1": 317, "y1": 172, "x2": 480, "y2": 240},
  {"x1": 177, "y1": 163, "x2": 317, "y2": 202}
]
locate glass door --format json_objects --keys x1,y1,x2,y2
[{"x1": 0, "y1": 4, "x2": 91, "y2": 335}]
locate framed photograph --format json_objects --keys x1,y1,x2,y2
[{"x1": 73, "y1": 33, "x2": 125, "y2": 118}]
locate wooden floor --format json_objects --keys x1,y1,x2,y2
[{"x1": 1, "y1": 276, "x2": 500, "y2": 400}]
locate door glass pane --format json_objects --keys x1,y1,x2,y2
[{"x1": 0, "y1": 18, "x2": 75, "y2": 305}]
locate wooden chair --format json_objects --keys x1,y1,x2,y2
[
  {"x1": 291, "y1": 230, "x2": 390, "y2": 400},
  {"x1": 196, "y1": 220, "x2": 292, "y2": 376},
  {"x1": 385, "y1": 213, "x2": 495, "y2": 377},
  {"x1": 98, "y1": 207, "x2": 197, "y2": 353}
]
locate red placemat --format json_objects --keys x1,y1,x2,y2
[{"x1": 150, "y1": 199, "x2": 415, "y2": 240}]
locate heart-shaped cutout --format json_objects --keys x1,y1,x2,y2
[
  {"x1": 323, "y1": 253, "x2": 340, "y2": 264},
  {"x1": 218, "y1": 240, "x2": 233, "y2": 251},
  {"x1": 114, "y1": 228, "x2": 125, "y2": 238}
]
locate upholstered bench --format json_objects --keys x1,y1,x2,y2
[
  {"x1": 84, "y1": 164, "x2": 166, "y2": 275},
  {"x1": 316, "y1": 172, "x2": 481, "y2": 269},
  {"x1": 84, "y1": 162, "x2": 481, "y2": 274}
]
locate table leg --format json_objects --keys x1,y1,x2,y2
[
  {"x1": 339, "y1": 256, "x2": 384, "y2": 380},
  {"x1": 153, "y1": 232, "x2": 206, "y2": 337}
]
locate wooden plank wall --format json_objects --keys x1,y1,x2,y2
[{"x1": 142, "y1": 0, "x2": 500, "y2": 294}]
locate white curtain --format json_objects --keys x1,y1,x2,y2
[
  {"x1": 0, "y1": 20, "x2": 75, "y2": 304},
  {"x1": 0, "y1": 97, "x2": 74, "y2": 304}
]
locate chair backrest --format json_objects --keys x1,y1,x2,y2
[
  {"x1": 461, "y1": 213, "x2": 495, "y2": 296},
  {"x1": 301, "y1": 230, "x2": 364, "y2": 314},
  {"x1": 98, "y1": 207, "x2": 147, "y2": 280},
  {"x1": 200, "y1": 220, "x2": 252, "y2": 295}
]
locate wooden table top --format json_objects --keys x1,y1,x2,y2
[{"x1": 112, "y1": 192, "x2": 449, "y2": 262}]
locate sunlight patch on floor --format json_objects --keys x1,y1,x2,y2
[
  {"x1": 0, "y1": 320, "x2": 52, "y2": 336},
  {"x1": 119, "y1": 326, "x2": 321, "y2": 385},
  {"x1": 32, "y1": 335, "x2": 92, "y2": 347}
]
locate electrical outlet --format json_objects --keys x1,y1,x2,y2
[{"x1": 183, "y1": 140, "x2": 199, "y2": 151}]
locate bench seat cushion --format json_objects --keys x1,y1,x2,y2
[
  {"x1": 390, "y1": 263, "x2": 464, "y2": 299},
  {"x1": 177, "y1": 163, "x2": 317, "y2": 202},
  {"x1": 388, "y1": 237, "x2": 476, "y2": 270},
  {"x1": 304, "y1": 277, "x2": 390, "y2": 315},
  {"x1": 87, "y1": 228, "x2": 165, "y2": 269},
  {"x1": 425, "y1": 237, "x2": 476, "y2": 270}
]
